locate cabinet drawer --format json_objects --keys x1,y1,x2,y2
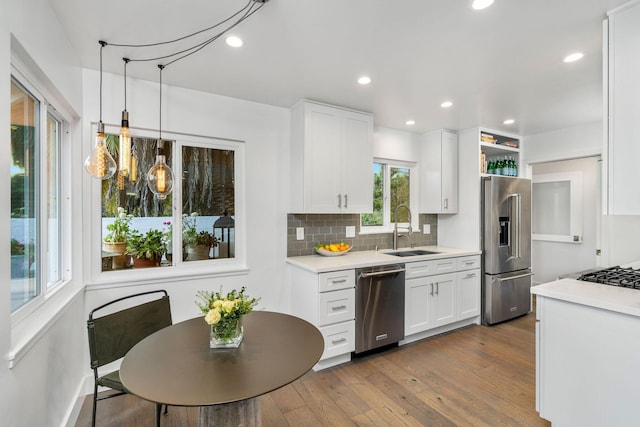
[
  {"x1": 406, "y1": 260, "x2": 435, "y2": 278},
  {"x1": 319, "y1": 270, "x2": 355, "y2": 292},
  {"x1": 432, "y1": 258, "x2": 457, "y2": 274},
  {"x1": 319, "y1": 320, "x2": 355, "y2": 360},
  {"x1": 318, "y1": 288, "x2": 355, "y2": 326},
  {"x1": 457, "y1": 255, "x2": 481, "y2": 271}
]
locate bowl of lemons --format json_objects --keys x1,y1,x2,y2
[{"x1": 315, "y1": 242, "x2": 352, "y2": 256}]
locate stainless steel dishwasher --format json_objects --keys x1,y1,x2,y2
[{"x1": 355, "y1": 264, "x2": 405, "y2": 354}]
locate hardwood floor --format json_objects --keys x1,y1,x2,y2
[{"x1": 75, "y1": 313, "x2": 549, "y2": 426}]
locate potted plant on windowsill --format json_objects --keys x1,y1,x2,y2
[
  {"x1": 103, "y1": 207, "x2": 135, "y2": 269},
  {"x1": 183, "y1": 212, "x2": 215, "y2": 261},
  {"x1": 127, "y1": 229, "x2": 165, "y2": 268}
]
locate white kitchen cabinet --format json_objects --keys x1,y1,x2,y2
[
  {"x1": 289, "y1": 265, "x2": 356, "y2": 370},
  {"x1": 290, "y1": 100, "x2": 373, "y2": 213},
  {"x1": 421, "y1": 129, "x2": 458, "y2": 213},
  {"x1": 605, "y1": 2, "x2": 640, "y2": 214},
  {"x1": 404, "y1": 255, "x2": 481, "y2": 336}
]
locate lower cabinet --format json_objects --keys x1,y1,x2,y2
[
  {"x1": 405, "y1": 255, "x2": 481, "y2": 337},
  {"x1": 290, "y1": 266, "x2": 356, "y2": 370}
]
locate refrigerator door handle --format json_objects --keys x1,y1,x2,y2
[
  {"x1": 497, "y1": 272, "x2": 533, "y2": 282},
  {"x1": 508, "y1": 193, "x2": 521, "y2": 259}
]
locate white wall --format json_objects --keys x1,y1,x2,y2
[
  {"x1": 522, "y1": 121, "x2": 602, "y2": 165},
  {"x1": 1, "y1": 0, "x2": 86, "y2": 426},
  {"x1": 373, "y1": 126, "x2": 421, "y2": 161}
]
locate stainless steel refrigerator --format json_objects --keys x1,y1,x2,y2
[{"x1": 482, "y1": 176, "x2": 533, "y2": 325}]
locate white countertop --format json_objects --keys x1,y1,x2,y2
[
  {"x1": 286, "y1": 245, "x2": 481, "y2": 273},
  {"x1": 531, "y1": 278, "x2": 640, "y2": 318}
]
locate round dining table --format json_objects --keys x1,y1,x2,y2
[{"x1": 120, "y1": 310, "x2": 324, "y2": 426}]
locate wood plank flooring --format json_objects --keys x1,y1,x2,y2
[{"x1": 75, "y1": 313, "x2": 549, "y2": 426}]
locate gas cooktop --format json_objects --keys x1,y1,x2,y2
[{"x1": 578, "y1": 266, "x2": 640, "y2": 289}]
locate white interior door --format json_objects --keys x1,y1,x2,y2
[{"x1": 531, "y1": 156, "x2": 600, "y2": 283}]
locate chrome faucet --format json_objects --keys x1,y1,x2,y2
[{"x1": 393, "y1": 204, "x2": 412, "y2": 250}]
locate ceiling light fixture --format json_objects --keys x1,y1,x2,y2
[
  {"x1": 405, "y1": 120, "x2": 415, "y2": 126},
  {"x1": 118, "y1": 58, "x2": 132, "y2": 177},
  {"x1": 472, "y1": 0, "x2": 494, "y2": 10},
  {"x1": 86, "y1": 0, "x2": 270, "y2": 192},
  {"x1": 84, "y1": 41, "x2": 117, "y2": 180},
  {"x1": 358, "y1": 76, "x2": 371, "y2": 85},
  {"x1": 226, "y1": 35, "x2": 243, "y2": 47},
  {"x1": 563, "y1": 52, "x2": 584, "y2": 63},
  {"x1": 441, "y1": 101, "x2": 453, "y2": 108},
  {"x1": 503, "y1": 119, "x2": 515, "y2": 125},
  {"x1": 147, "y1": 65, "x2": 175, "y2": 200}
]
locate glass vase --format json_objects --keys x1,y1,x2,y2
[{"x1": 210, "y1": 317, "x2": 243, "y2": 348}]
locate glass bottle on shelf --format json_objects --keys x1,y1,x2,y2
[
  {"x1": 496, "y1": 157, "x2": 504, "y2": 175},
  {"x1": 487, "y1": 158, "x2": 495, "y2": 175}
]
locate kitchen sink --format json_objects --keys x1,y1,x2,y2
[{"x1": 386, "y1": 249, "x2": 440, "y2": 257}]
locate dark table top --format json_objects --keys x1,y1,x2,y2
[{"x1": 120, "y1": 311, "x2": 324, "y2": 407}]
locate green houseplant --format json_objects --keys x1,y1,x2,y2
[
  {"x1": 183, "y1": 213, "x2": 213, "y2": 260},
  {"x1": 126, "y1": 229, "x2": 165, "y2": 268},
  {"x1": 103, "y1": 207, "x2": 136, "y2": 269}
]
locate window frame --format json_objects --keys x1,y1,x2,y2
[
  {"x1": 360, "y1": 158, "x2": 419, "y2": 234},
  {"x1": 89, "y1": 125, "x2": 247, "y2": 286},
  {"x1": 10, "y1": 66, "x2": 72, "y2": 324}
]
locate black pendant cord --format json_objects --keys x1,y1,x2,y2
[
  {"x1": 123, "y1": 58, "x2": 130, "y2": 111},
  {"x1": 103, "y1": 0, "x2": 264, "y2": 68},
  {"x1": 99, "y1": 41, "x2": 106, "y2": 122},
  {"x1": 158, "y1": 65, "x2": 164, "y2": 142},
  {"x1": 107, "y1": 0, "x2": 254, "y2": 49}
]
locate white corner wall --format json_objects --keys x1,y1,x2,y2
[{"x1": 522, "y1": 121, "x2": 602, "y2": 164}]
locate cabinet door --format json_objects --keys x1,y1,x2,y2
[
  {"x1": 341, "y1": 111, "x2": 373, "y2": 213},
  {"x1": 441, "y1": 131, "x2": 458, "y2": 213},
  {"x1": 457, "y1": 269, "x2": 480, "y2": 320},
  {"x1": 432, "y1": 273, "x2": 456, "y2": 327},
  {"x1": 420, "y1": 130, "x2": 458, "y2": 214},
  {"x1": 304, "y1": 105, "x2": 342, "y2": 212},
  {"x1": 405, "y1": 277, "x2": 432, "y2": 335}
]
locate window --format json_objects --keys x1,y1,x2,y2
[
  {"x1": 10, "y1": 77, "x2": 65, "y2": 313},
  {"x1": 532, "y1": 171, "x2": 583, "y2": 243},
  {"x1": 100, "y1": 128, "x2": 240, "y2": 273},
  {"x1": 361, "y1": 160, "x2": 417, "y2": 232}
]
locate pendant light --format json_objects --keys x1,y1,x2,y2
[
  {"x1": 84, "y1": 41, "x2": 117, "y2": 179},
  {"x1": 118, "y1": 58, "x2": 131, "y2": 176},
  {"x1": 147, "y1": 65, "x2": 175, "y2": 199}
]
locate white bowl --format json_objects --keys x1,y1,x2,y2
[{"x1": 315, "y1": 246, "x2": 352, "y2": 257}]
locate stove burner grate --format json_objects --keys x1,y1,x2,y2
[{"x1": 578, "y1": 266, "x2": 640, "y2": 289}]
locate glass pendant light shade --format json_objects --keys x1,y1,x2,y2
[
  {"x1": 84, "y1": 122, "x2": 117, "y2": 179},
  {"x1": 119, "y1": 110, "x2": 131, "y2": 176},
  {"x1": 130, "y1": 155, "x2": 138, "y2": 182},
  {"x1": 147, "y1": 144, "x2": 174, "y2": 199}
]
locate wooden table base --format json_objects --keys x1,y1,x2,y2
[{"x1": 199, "y1": 397, "x2": 261, "y2": 427}]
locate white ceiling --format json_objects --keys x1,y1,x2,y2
[{"x1": 49, "y1": 0, "x2": 629, "y2": 136}]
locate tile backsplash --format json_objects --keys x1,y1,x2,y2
[{"x1": 287, "y1": 213, "x2": 438, "y2": 257}]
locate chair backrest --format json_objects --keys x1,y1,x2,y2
[{"x1": 87, "y1": 290, "x2": 172, "y2": 369}]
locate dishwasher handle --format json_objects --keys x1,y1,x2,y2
[{"x1": 358, "y1": 268, "x2": 405, "y2": 279}]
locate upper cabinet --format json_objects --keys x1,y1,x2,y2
[
  {"x1": 606, "y1": 2, "x2": 640, "y2": 215},
  {"x1": 290, "y1": 100, "x2": 373, "y2": 213},
  {"x1": 421, "y1": 129, "x2": 458, "y2": 214}
]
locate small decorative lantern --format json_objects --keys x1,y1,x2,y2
[{"x1": 213, "y1": 209, "x2": 234, "y2": 258}]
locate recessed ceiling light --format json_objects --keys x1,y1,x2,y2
[
  {"x1": 225, "y1": 36, "x2": 243, "y2": 48},
  {"x1": 406, "y1": 120, "x2": 415, "y2": 126},
  {"x1": 563, "y1": 52, "x2": 584, "y2": 63},
  {"x1": 441, "y1": 101, "x2": 453, "y2": 108},
  {"x1": 503, "y1": 119, "x2": 515, "y2": 125},
  {"x1": 357, "y1": 76, "x2": 371, "y2": 85},
  {"x1": 472, "y1": 0, "x2": 494, "y2": 10}
]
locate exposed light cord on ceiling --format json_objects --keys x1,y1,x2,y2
[{"x1": 102, "y1": 0, "x2": 265, "y2": 69}]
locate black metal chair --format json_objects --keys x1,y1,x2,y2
[{"x1": 87, "y1": 289, "x2": 172, "y2": 427}]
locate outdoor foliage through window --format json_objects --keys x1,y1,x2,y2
[{"x1": 361, "y1": 162, "x2": 411, "y2": 228}]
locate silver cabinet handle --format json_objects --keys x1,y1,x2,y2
[
  {"x1": 337, "y1": 194, "x2": 342, "y2": 208},
  {"x1": 331, "y1": 305, "x2": 347, "y2": 311},
  {"x1": 444, "y1": 198, "x2": 448, "y2": 209},
  {"x1": 497, "y1": 272, "x2": 533, "y2": 282},
  {"x1": 359, "y1": 268, "x2": 405, "y2": 279},
  {"x1": 430, "y1": 283, "x2": 434, "y2": 296},
  {"x1": 466, "y1": 273, "x2": 477, "y2": 278},
  {"x1": 331, "y1": 279, "x2": 347, "y2": 284},
  {"x1": 435, "y1": 282, "x2": 439, "y2": 295},
  {"x1": 332, "y1": 337, "x2": 347, "y2": 345},
  {"x1": 344, "y1": 194, "x2": 348, "y2": 209}
]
